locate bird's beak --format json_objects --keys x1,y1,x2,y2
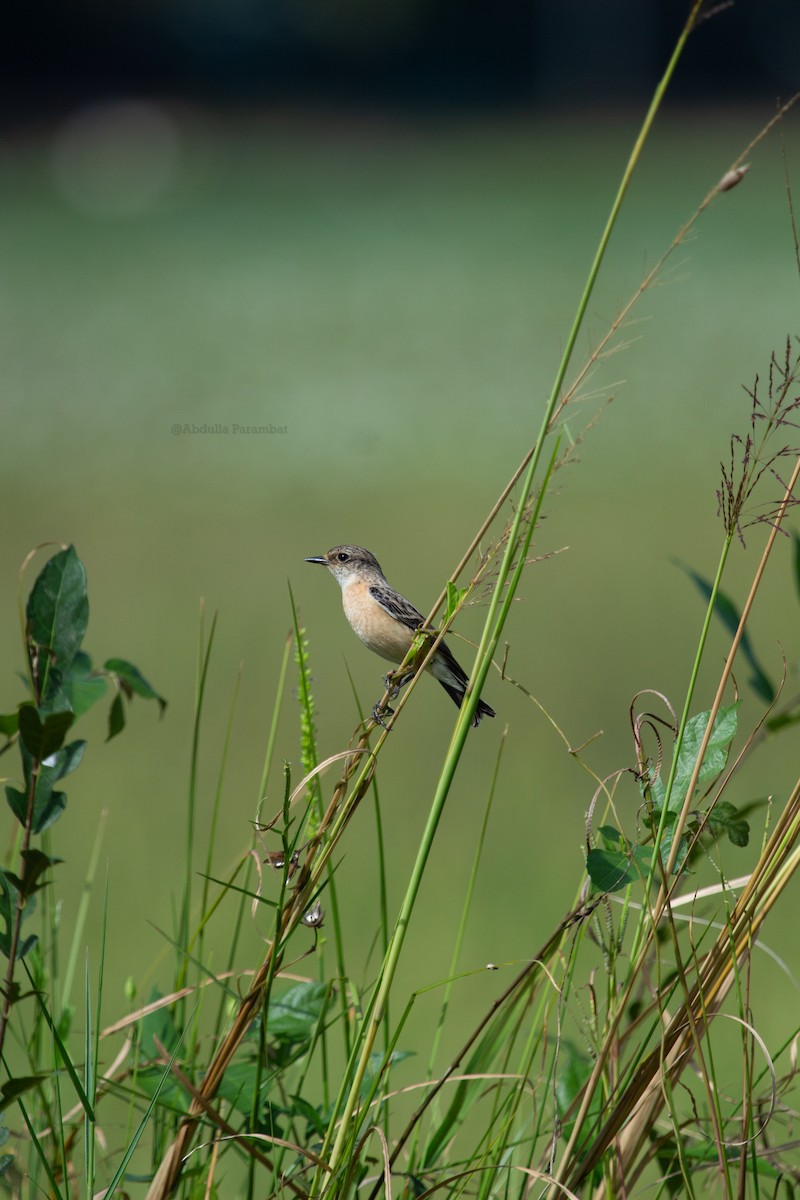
[{"x1": 305, "y1": 556, "x2": 328, "y2": 565}]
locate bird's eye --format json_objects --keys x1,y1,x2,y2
[{"x1": 337, "y1": 552, "x2": 350, "y2": 562}]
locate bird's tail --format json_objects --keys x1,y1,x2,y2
[{"x1": 438, "y1": 681, "x2": 496, "y2": 727}]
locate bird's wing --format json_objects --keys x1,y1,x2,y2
[{"x1": 369, "y1": 584, "x2": 426, "y2": 631}]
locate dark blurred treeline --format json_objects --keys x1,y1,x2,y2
[{"x1": 4, "y1": 0, "x2": 798, "y2": 123}]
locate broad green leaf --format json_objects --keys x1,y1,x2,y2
[
  {"x1": 267, "y1": 981, "x2": 330, "y2": 1043},
  {"x1": 5, "y1": 787, "x2": 28, "y2": 828},
  {"x1": 26, "y1": 546, "x2": 88, "y2": 687},
  {"x1": 586, "y1": 847, "x2": 652, "y2": 893},
  {"x1": 16, "y1": 739, "x2": 83, "y2": 838},
  {"x1": 290, "y1": 1094, "x2": 327, "y2": 1138},
  {"x1": 597, "y1": 824, "x2": 623, "y2": 848},
  {"x1": 17, "y1": 705, "x2": 74, "y2": 761},
  {"x1": 31, "y1": 791, "x2": 67, "y2": 835},
  {"x1": 657, "y1": 813, "x2": 689, "y2": 874},
  {"x1": 105, "y1": 659, "x2": 167, "y2": 715},
  {"x1": 678, "y1": 563, "x2": 775, "y2": 702},
  {"x1": 140, "y1": 990, "x2": 179, "y2": 1060},
  {"x1": 217, "y1": 1060, "x2": 266, "y2": 1118},
  {"x1": 62, "y1": 652, "x2": 107, "y2": 717},
  {"x1": 588, "y1": 827, "x2": 653, "y2": 892},
  {"x1": 0, "y1": 1076, "x2": 46, "y2": 1113},
  {"x1": 660, "y1": 703, "x2": 739, "y2": 812},
  {"x1": 45, "y1": 739, "x2": 86, "y2": 782},
  {"x1": 705, "y1": 800, "x2": 749, "y2": 848}
]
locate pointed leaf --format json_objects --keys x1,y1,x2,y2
[
  {"x1": 31, "y1": 791, "x2": 67, "y2": 835},
  {"x1": 104, "y1": 659, "x2": 167, "y2": 716},
  {"x1": 106, "y1": 693, "x2": 125, "y2": 742},
  {"x1": 18, "y1": 850, "x2": 62, "y2": 898},
  {"x1": 705, "y1": 800, "x2": 750, "y2": 848},
  {"x1": 62, "y1": 652, "x2": 107, "y2": 717},
  {"x1": 5, "y1": 778, "x2": 67, "y2": 836},
  {"x1": 25, "y1": 546, "x2": 88, "y2": 682},
  {"x1": 0, "y1": 1076, "x2": 46, "y2": 1113},
  {"x1": 663, "y1": 703, "x2": 739, "y2": 811},
  {"x1": 290, "y1": 1094, "x2": 327, "y2": 1138},
  {"x1": 5, "y1": 787, "x2": 29, "y2": 827},
  {"x1": 678, "y1": 563, "x2": 775, "y2": 702},
  {"x1": 586, "y1": 846, "x2": 652, "y2": 893},
  {"x1": 267, "y1": 981, "x2": 330, "y2": 1043},
  {"x1": 17, "y1": 705, "x2": 74, "y2": 761}
]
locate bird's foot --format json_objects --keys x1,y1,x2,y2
[
  {"x1": 372, "y1": 702, "x2": 395, "y2": 729},
  {"x1": 382, "y1": 670, "x2": 413, "y2": 700}
]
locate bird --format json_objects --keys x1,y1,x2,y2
[{"x1": 305, "y1": 544, "x2": 495, "y2": 727}]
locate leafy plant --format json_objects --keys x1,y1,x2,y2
[{"x1": 0, "y1": 544, "x2": 164, "y2": 1186}]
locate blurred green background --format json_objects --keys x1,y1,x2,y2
[{"x1": 2, "y1": 99, "x2": 800, "y2": 1081}]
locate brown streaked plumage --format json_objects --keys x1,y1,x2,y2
[{"x1": 305, "y1": 544, "x2": 495, "y2": 727}]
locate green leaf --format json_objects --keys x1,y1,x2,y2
[
  {"x1": 62, "y1": 652, "x2": 107, "y2": 717},
  {"x1": 45, "y1": 739, "x2": 86, "y2": 782},
  {"x1": 554, "y1": 1040, "x2": 605, "y2": 1145},
  {"x1": 26, "y1": 546, "x2": 88, "y2": 687},
  {"x1": 588, "y1": 827, "x2": 654, "y2": 892},
  {"x1": 0, "y1": 870, "x2": 38, "y2": 959},
  {"x1": 17, "y1": 705, "x2": 75, "y2": 761},
  {"x1": 444, "y1": 582, "x2": 467, "y2": 622},
  {"x1": 0, "y1": 713, "x2": 18, "y2": 738},
  {"x1": 3, "y1": 851, "x2": 61, "y2": 900},
  {"x1": 5, "y1": 783, "x2": 67, "y2": 837},
  {"x1": 31, "y1": 792, "x2": 67, "y2": 835},
  {"x1": 677, "y1": 563, "x2": 775, "y2": 703},
  {"x1": 766, "y1": 708, "x2": 800, "y2": 733},
  {"x1": 597, "y1": 824, "x2": 624, "y2": 848},
  {"x1": 106, "y1": 693, "x2": 125, "y2": 742},
  {"x1": 140, "y1": 990, "x2": 180, "y2": 1060},
  {"x1": 15, "y1": 739, "x2": 83, "y2": 837},
  {"x1": 587, "y1": 847, "x2": 652, "y2": 893},
  {"x1": 5, "y1": 787, "x2": 28, "y2": 827},
  {"x1": 0, "y1": 1076, "x2": 46, "y2": 1112},
  {"x1": 217, "y1": 1059, "x2": 265, "y2": 1118},
  {"x1": 793, "y1": 532, "x2": 800, "y2": 605},
  {"x1": 289, "y1": 1094, "x2": 327, "y2": 1138},
  {"x1": 657, "y1": 812, "x2": 689, "y2": 874},
  {"x1": 663, "y1": 703, "x2": 739, "y2": 812},
  {"x1": 267, "y1": 981, "x2": 330, "y2": 1043},
  {"x1": 104, "y1": 659, "x2": 167, "y2": 716},
  {"x1": 705, "y1": 801, "x2": 750, "y2": 848}
]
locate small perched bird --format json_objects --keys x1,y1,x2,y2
[{"x1": 305, "y1": 544, "x2": 495, "y2": 727}]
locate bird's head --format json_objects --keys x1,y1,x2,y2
[{"x1": 305, "y1": 545, "x2": 384, "y2": 588}]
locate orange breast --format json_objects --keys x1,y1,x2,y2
[{"x1": 342, "y1": 581, "x2": 414, "y2": 664}]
